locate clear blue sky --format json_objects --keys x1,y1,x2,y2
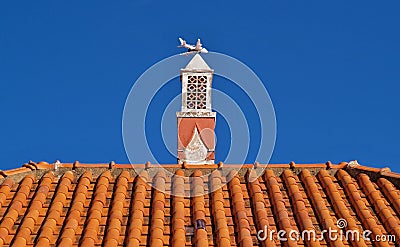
[{"x1": 1, "y1": 1, "x2": 399, "y2": 171}]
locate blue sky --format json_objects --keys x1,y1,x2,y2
[{"x1": 0, "y1": 1, "x2": 399, "y2": 171}]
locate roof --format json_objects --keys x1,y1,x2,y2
[
  {"x1": 0, "y1": 161, "x2": 399, "y2": 246},
  {"x1": 182, "y1": 54, "x2": 213, "y2": 72}
]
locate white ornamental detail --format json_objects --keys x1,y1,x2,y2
[{"x1": 184, "y1": 128, "x2": 208, "y2": 163}]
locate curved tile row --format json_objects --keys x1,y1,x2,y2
[
  {"x1": 57, "y1": 171, "x2": 92, "y2": 247},
  {"x1": 103, "y1": 171, "x2": 130, "y2": 247},
  {"x1": 247, "y1": 170, "x2": 276, "y2": 247},
  {"x1": 80, "y1": 171, "x2": 111, "y2": 246},
  {"x1": 264, "y1": 170, "x2": 297, "y2": 247},
  {"x1": 209, "y1": 170, "x2": 231, "y2": 247},
  {"x1": 0, "y1": 174, "x2": 35, "y2": 247},
  {"x1": 126, "y1": 171, "x2": 149, "y2": 246},
  {"x1": 318, "y1": 170, "x2": 367, "y2": 247},
  {"x1": 171, "y1": 170, "x2": 186, "y2": 247},
  {"x1": 282, "y1": 170, "x2": 321, "y2": 247},
  {"x1": 337, "y1": 170, "x2": 388, "y2": 247},
  {"x1": 377, "y1": 178, "x2": 400, "y2": 217},
  {"x1": 227, "y1": 171, "x2": 253, "y2": 247},
  {"x1": 358, "y1": 173, "x2": 400, "y2": 244},
  {"x1": 300, "y1": 170, "x2": 345, "y2": 247},
  {"x1": 12, "y1": 172, "x2": 54, "y2": 246},
  {"x1": 0, "y1": 180, "x2": 13, "y2": 209},
  {"x1": 36, "y1": 171, "x2": 74, "y2": 246},
  {"x1": 149, "y1": 171, "x2": 166, "y2": 247},
  {"x1": 191, "y1": 170, "x2": 208, "y2": 247}
]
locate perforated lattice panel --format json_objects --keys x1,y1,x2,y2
[{"x1": 186, "y1": 75, "x2": 207, "y2": 110}]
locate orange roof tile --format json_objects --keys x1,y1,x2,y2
[
  {"x1": 171, "y1": 170, "x2": 186, "y2": 247},
  {"x1": 300, "y1": 170, "x2": 345, "y2": 247},
  {"x1": 247, "y1": 170, "x2": 276, "y2": 247},
  {"x1": 337, "y1": 170, "x2": 390, "y2": 247},
  {"x1": 149, "y1": 171, "x2": 166, "y2": 247},
  {"x1": 264, "y1": 169, "x2": 297, "y2": 247},
  {"x1": 0, "y1": 161, "x2": 399, "y2": 246},
  {"x1": 210, "y1": 170, "x2": 232, "y2": 247},
  {"x1": 282, "y1": 170, "x2": 321, "y2": 247},
  {"x1": 191, "y1": 170, "x2": 208, "y2": 247},
  {"x1": 358, "y1": 174, "x2": 400, "y2": 244},
  {"x1": 36, "y1": 172, "x2": 73, "y2": 246},
  {"x1": 318, "y1": 169, "x2": 367, "y2": 247}
]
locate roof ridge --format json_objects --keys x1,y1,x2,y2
[
  {"x1": 1, "y1": 160, "x2": 399, "y2": 246},
  {"x1": 0, "y1": 161, "x2": 399, "y2": 182}
]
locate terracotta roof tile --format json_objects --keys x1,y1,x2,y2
[
  {"x1": 264, "y1": 170, "x2": 297, "y2": 247},
  {"x1": 0, "y1": 175, "x2": 35, "y2": 246},
  {"x1": 357, "y1": 174, "x2": 400, "y2": 244},
  {"x1": 191, "y1": 170, "x2": 208, "y2": 247},
  {"x1": 57, "y1": 171, "x2": 92, "y2": 246},
  {"x1": 0, "y1": 180, "x2": 13, "y2": 209},
  {"x1": 148, "y1": 171, "x2": 166, "y2": 247},
  {"x1": 13, "y1": 172, "x2": 54, "y2": 247},
  {"x1": 209, "y1": 170, "x2": 232, "y2": 247},
  {"x1": 377, "y1": 178, "x2": 400, "y2": 212},
  {"x1": 318, "y1": 169, "x2": 367, "y2": 247},
  {"x1": 171, "y1": 170, "x2": 186, "y2": 247},
  {"x1": 103, "y1": 171, "x2": 130, "y2": 246},
  {"x1": 337, "y1": 170, "x2": 390, "y2": 247},
  {"x1": 282, "y1": 170, "x2": 321, "y2": 247},
  {"x1": 300, "y1": 170, "x2": 345, "y2": 247},
  {"x1": 227, "y1": 171, "x2": 252, "y2": 247},
  {"x1": 247, "y1": 170, "x2": 276, "y2": 247},
  {"x1": 0, "y1": 162, "x2": 398, "y2": 246},
  {"x1": 80, "y1": 171, "x2": 111, "y2": 246},
  {"x1": 126, "y1": 170, "x2": 148, "y2": 246}
]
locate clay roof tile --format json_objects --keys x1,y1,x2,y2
[{"x1": 0, "y1": 162, "x2": 397, "y2": 246}]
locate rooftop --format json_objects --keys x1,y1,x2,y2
[{"x1": 0, "y1": 161, "x2": 399, "y2": 246}]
